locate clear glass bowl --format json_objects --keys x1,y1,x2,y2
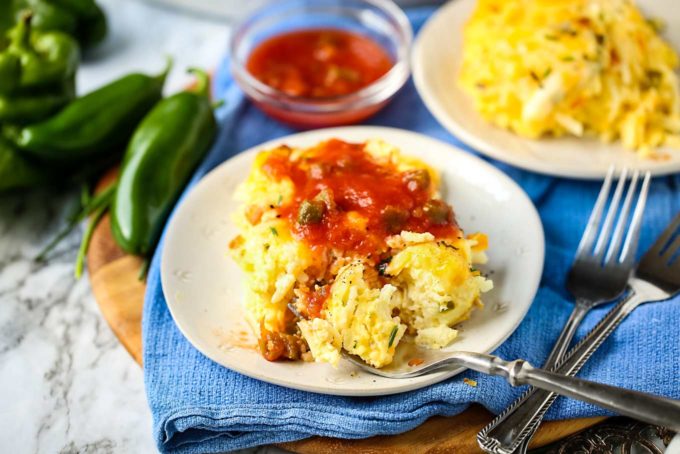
[{"x1": 230, "y1": 0, "x2": 413, "y2": 128}]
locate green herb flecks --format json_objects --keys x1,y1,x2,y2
[
  {"x1": 529, "y1": 71, "x2": 542, "y2": 87},
  {"x1": 270, "y1": 227, "x2": 278, "y2": 236},
  {"x1": 388, "y1": 325, "x2": 399, "y2": 348}
]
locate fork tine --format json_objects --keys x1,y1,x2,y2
[
  {"x1": 647, "y1": 214, "x2": 680, "y2": 256},
  {"x1": 594, "y1": 167, "x2": 629, "y2": 258},
  {"x1": 619, "y1": 172, "x2": 651, "y2": 264},
  {"x1": 605, "y1": 170, "x2": 639, "y2": 263},
  {"x1": 575, "y1": 166, "x2": 616, "y2": 257}
]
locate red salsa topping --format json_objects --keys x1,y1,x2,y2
[
  {"x1": 246, "y1": 29, "x2": 393, "y2": 98},
  {"x1": 262, "y1": 139, "x2": 461, "y2": 257}
]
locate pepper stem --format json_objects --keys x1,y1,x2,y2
[
  {"x1": 187, "y1": 67, "x2": 210, "y2": 98},
  {"x1": 74, "y1": 203, "x2": 108, "y2": 279},
  {"x1": 155, "y1": 56, "x2": 173, "y2": 84},
  {"x1": 11, "y1": 10, "x2": 32, "y2": 49},
  {"x1": 36, "y1": 183, "x2": 116, "y2": 262},
  {"x1": 138, "y1": 258, "x2": 150, "y2": 281}
]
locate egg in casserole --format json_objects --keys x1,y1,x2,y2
[
  {"x1": 459, "y1": 0, "x2": 680, "y2": 157},
  {"x1": 229, "y1": 139, "x2": 492, "y2": 368}
]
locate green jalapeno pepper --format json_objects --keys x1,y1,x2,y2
[
  {"x1": 47, "y1": 0, "x2": 106, "y2": 46},
  {"x1": 0, "y1": 12, "x2": 79, "y2": 93},
  {"x1": 0, "y1": 54, "x2": 21, "y2": 94},
  {"x1": 111, "y1": 68, "x2": 217, "y2": 256},
  {"x1": 12, "y1": 0, "x2": 107, "y2": 48},
  {"x1": 0, "y1": 2, "x2": 13, "y2": 38},
  {"x1": 0, "y1": 77, "x2": 75, "y2": 122},
  {"x1": 8, "y1": 61, "x2": 170, "y2": 162},
  {"x1": 0, "y1": 137, "x2": 52, "y2": 193},
  {"x1": 19, "y1": 0, "x2": 78, "y2": 36}
]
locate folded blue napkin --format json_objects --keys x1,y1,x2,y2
[{"x1": 143, "y1": 7, "x2": 680, "y2": 453}]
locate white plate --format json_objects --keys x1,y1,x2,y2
[
  {"x1": 412, "y1": 0, "x2": 680, "y2": 180},
  {"x1": 161, "y1": 126, "x2": 544, "y2": 396}
]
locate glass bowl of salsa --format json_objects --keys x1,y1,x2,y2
[{"x1": 230, "y1": 0, "x2": 412, "y2": 128}]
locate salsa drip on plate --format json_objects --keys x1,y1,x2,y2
[
  {"x1": 262, "y1": 138, "x2": 461, "y2": 259},
  {"x1": 246, "y1": 29, "x2": 393, "y2": 98}
]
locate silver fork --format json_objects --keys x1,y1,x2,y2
[
  {"x1": 478, "y1": 213, "x2": 680, "y2": 453},
  {"x1": 476, "y1": 167, "x2": 651, "y2": 453},
  {"x1": 550, "y1": 167, "x2": 648, "y2": 368}
]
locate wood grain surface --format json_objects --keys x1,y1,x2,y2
[{"x1": 86, "y1": 200, "x2": 604, "y2": 453}]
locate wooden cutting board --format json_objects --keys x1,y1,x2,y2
[{"x1": 86, "y1": 171, "x2": 603, "y2": 453}]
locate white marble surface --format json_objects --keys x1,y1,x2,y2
[{"x1": 0, "y1": 1, "x2": 283, "y2": 452}]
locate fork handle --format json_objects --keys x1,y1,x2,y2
[
  {"x1": 476, "y1": 299, "x2": 597, "y2": 452},
  {"x1": 512, "y1": 361, "x2": 680, "y2": 432},
  {"x1": 478, "y1": 289, "x2": 643, "y2": 453},
  {"x1": 461, "y1": 350, "x2": 680, "y2": 432}
]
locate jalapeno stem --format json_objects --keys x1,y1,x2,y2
[
  {"x1": 155, "y1": 56, "x2": 173, "y2": 85},
  {"x1": 77, "y1": 183, "x2": 92, "y2": 217},
  {"x1": 74, "y1": 202, "x2": 108, "y2": 279},
  {"x1": 11, "y1": 11, "x2": 32, "y2": 49},
  {"x1": 187, "y1": 68, "x2": 210, "y2": 98},
  {"x1": 138, "y1": 258, "x2": 150, "y2": 281},
  {"x1": 36, "y1": 183, "x2": 116, "y2": 262}
]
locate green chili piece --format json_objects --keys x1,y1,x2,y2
[{"x1": 297, "y1": 199, "x2": 325, "y2": 225}]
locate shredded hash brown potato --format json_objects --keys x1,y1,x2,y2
[
  {"x1": 229, "y1": 139, "x2": 492, "y2": 368},
  {"x1": 459, "y1": 0, "x2": 680, "y2": 158}
]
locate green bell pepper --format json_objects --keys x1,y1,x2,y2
[
  {"x1": 111, "y1": 68, "x2": 218, "y2": 256},
  {"x1": 8, "y1": 61, "x2": 170, "y2": 162},
  {"x1": 0, "y1": 11, "x2": 79, "y2": 93}
]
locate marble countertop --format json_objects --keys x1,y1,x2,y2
[{"x1": 0, "y1": 1, "x2": 279, "y2": 452}]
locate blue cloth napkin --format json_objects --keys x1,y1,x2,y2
[{"x1": 143, "y1": 7, "x2": 680, "y2": 453}]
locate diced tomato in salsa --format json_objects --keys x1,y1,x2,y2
[{"x1": 246, "y1": 29, "x2": 393, "y2": 98}]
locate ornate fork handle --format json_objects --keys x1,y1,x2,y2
[{"x1": 479, "y1": 281, "x2": 659, "y2": 454}]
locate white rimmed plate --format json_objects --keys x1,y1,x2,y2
[
  {"x1": 161, "y1": 126, "x2": 544, "y2": 396},
  {"x1": 412, "y1": 0, "x2": 680, "y2": 180}
]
